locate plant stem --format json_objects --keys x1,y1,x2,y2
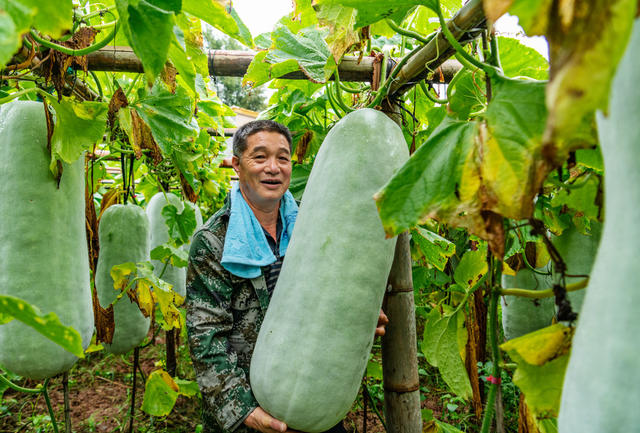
[
  {"x1": 500, "y1": 278, "x2": 588, "y2": 298},
  {"x1": 30, "y1": 20, "x2": 118, "y2": 57},
  {"x1": 128, "y1": 347, "x2": 140, "y2": 433},
  {"x1": 480, "y1": 284, "x2": 500, "y2": 433},
  {"x1": 434, "y1": 0, "x2": 496, "y2": 76},
  {"x1": 0, "y1": 373, "x2": 43, "y2": 394},
  {"x1": 42, "y1": 379, "x2": 60, "y2": 433},
  {"x1": 419, "y1": 80, "x2": 448, "y2": 104},
  {"x1": 385, "y1": 18, "x2": 433, "y2": 44},
  {"x1": 63, "y1": 373, "x2": 71, "y2": 433},
  {"x1": 367, "y1": 44, "x2": 424, "y2": 108}
]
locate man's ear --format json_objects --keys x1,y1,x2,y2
[{"x1": 231, "y1": 155, "x2": 240, "y2": 173}]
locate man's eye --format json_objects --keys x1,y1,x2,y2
[
  {"x1": 279, "y1": 156, "x2": 290, "y2": 161},
  {"x1": 254, "y1": 155, "x2": 266, "y2": 160}
]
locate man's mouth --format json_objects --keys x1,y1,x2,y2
[{"x1": 261, "y1": 179, "x2": 282, "y2": 185}]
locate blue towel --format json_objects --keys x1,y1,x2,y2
[{"x1": 221, "y1": 183, "x2": 298, "y2": 278}]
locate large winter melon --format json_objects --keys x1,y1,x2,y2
[
  {"x1": 558, "y1": 18, "x2": 640, "y2": 432},
  {"x1": 147, "y1": 192, "x2": 187, "y2": 297},
  {"x1": 552, "y1": 222, "x2": 601, "y2": 312},
  {"x1": 0, "y1": 101, "x2": 93, "y2": 379},
  {"x1": 95, "y1": 204, "x2": 151, "y2": 354},
  {"x1": 501, "y1": 266, "x2": 555, "y2": 340},
  {"x1": 250, "y1": 109, "x2": 409, "y2": 432}
]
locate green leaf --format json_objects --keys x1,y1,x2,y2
[
  {"x1": 0, "y1": 9, "x2": 19, "y2": 67},
  {"x1": 501, "y1": 324, "x2": 573, "y2": 419},
  {"x1": 315, "y1": 0, "x2": 433, "y2": 28},
  {"x1": 21, "y1": 0, "x2": 71, "y2": 37},
  {"x1": 141, "y1": 370, "x2": 179, "y2": 416},
  {"x1": 316, "y1": 4, "x2": 360, "y2": 63},
  {"x1": 134, "y1": 85, "x2": 198, "y2": 154},
  {"x1": 375, "y1": 118, "x2": 478, "y2": 237},
  {"x1": 411, "y1": 227, "x2": 455, "y2": 271},
  {"x1": 422, "y1": 309, "x2": 472, "y2": 399},
  {"x1": 48, "y1": 99, "x2": 108, "y2": 170},
  {"x1": 453, "y1": 249, "x2": 487, "y2": 291},
  {"x1": 549, "y1": 175, "x2": 600, "y2": 222},
  {"x1": 161, "y1": 201, "x2": 197, "y2": 245},
  {"x1": 447, "y1": 69, "x2": 486, "y2": 120},
  {"x1": 289, "y1": 164, "x2": 312, "y2": 201},
  {"x1": 478, "y1": 74, "x2": 548, "y2": 219},
  {"x1": 0, "y1": 295, "x2": 85, "y2": 358},
  {"x1": 116, "y1": 0, "x2": 175, "y2": 83},
  {"x1": 174, "y1": 378, "x2": 200, "y2": 397},
  {"x1": 150, "y1": 244, "x2": 188, "y2": 268},
  {"x1": 498, "y1": 36, "x2": 548, "y2": 81},
  {"x1": 504, "y1": 0, "x2": 637, "y2": 162},
  {"x1": 266, "y1": 26, "x2": 332, "y2": 83},
  {"x1": 366, "y1": 357, "x2": 383, "y2": 380},
  {"x1": 182, "y1": 0, "x2": 253, "y2": 47}
]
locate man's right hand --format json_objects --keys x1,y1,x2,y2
[{"x1": 244, "y1": 407, "x2": 298, "y2": 433}]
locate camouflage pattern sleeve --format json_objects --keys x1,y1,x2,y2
[{"x1": 186, "y1": 228, "x2": 258, "y2": 432}]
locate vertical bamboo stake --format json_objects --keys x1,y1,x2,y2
[
  {"x1": 62, "y1": 372, "x2": 71, "y2": 433},
  {"x1": 381, "y1": 231, "x2": 422, "y2": 432},
  {"x1": 379, "y1": 100, "x2": 421, "y2": 432}
]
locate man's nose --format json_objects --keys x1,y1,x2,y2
[{"x1": 265, "y1": 157, "x2": 280, "y2": 173}]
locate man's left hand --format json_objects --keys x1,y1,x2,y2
[{"x1": 375, "y1": 309, "x2": 388, "y2": 337}]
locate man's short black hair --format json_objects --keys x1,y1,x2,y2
[{"x1": 232, "y1": 119, "x2": 292, "y2": 158}]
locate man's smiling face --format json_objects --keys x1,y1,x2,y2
[{"x1": 232, "y1": 130, "x2": 292, "y2": 209}]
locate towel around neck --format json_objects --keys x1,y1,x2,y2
[{"x1": 220, "y1": 183, "x2": 298, "y2": 278}]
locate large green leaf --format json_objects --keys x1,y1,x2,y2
[
  {"x1": 487, "y1": 0, "x2": 637, "y2": 163},
  {"x1": 422, "y1": 309, "x2": 472, "y2": 399},
  {"x1": 0, "y1": 11, "x2": 18, "y2": 67},
  {"x1": 266, "y1": 26, "x2": 333, "y2": 83},
  {"x1": 453, "y1": 249, "x2": 487, "y2": 292},
  {"x1": 501, "y1": 324, "x2": 572, "y2": 420},
  {"x1": 315, "y1": 0, "x2": 436, "y2": 28},
  {"x1": 498, "y1": 36, "x2": 548, "y2": 81},
  {"x1": 141, "y1": 370, "x2": 179, "y2": 416},
  {"x1": 0, "y1": 295, "x2": 85, "y2": 358},
  {"x1": 411, "y1": 226, "x2": 455, "y2": 271},
  {"x1": 116, "y1": 0, "x2": 175, "y2": 83},
  {"x1": 161, "y1": 201, "x2": 197, "y2": 245},
  {"x1": 182, "y1": 0, "x2": 253, "y2": 47},
  {"x1": 133, "y1": 85, "x2": 198, "y2": 154},
  {"x1": 316, "y1": 4, "x2": 360, "y2": 63},
  {"x1": 48, "y1": 99, "x2": 108, "y2": 171},
  {"x1": 22, "y1": 0, "x2": 71, "y2": 37},
  {"x1": 375, "y1": 118, "x2": 479, "y2": 237},
  {"x1": 480, "y1": 74, "x2": 548, "y2": 219}
]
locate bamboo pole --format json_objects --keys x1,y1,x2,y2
[
  {"x1": 389, "y1": 0, "x2": 486, "y2": 97},
  {"x1": 381, "y1": 90, "x2": 421, "y2": 433},
  {"x1": 382, "y1": 230, "x2": 422, "y2": 433},
  {"x1": 82, "y1": 47, "x2": 461, "y2": 83}
]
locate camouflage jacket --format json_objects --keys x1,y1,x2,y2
[{"x1": 186, "y1": 199, "x2": 272, "y2": 433}]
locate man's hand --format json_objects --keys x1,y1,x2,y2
[
  {"x1": 244, "y1": 407, "x2": 298, "y2": 433},
  {"x1": 375, "y1": 309, "x2": 389, "y2": 337}
]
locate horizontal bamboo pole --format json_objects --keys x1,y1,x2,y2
[
  {"x1": 389, "y1": 0, "x2": 486, "y2": 96},
  {"x1": 84, "y1": 47, "x2": 461, "y2": 83}
]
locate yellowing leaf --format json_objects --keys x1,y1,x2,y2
[{"x1": 501, "y1": 323, "x2": 572, "y2": 366}]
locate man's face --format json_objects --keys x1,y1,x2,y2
[{"x1": 232, "y1": 130, "x2": 292, "y2": 208}]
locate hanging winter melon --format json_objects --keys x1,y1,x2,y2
[
  {"x1": 250, "y1": 109, "x2": 409, "y2": 432},
  {"x1": 558, "y1": 18, "x2": 640, "y2": 432},
  {"x1": 0, "y1": 101, "x2": 93, "y2": 379},
  {"x1": 501, "y1": 266, "x2": 555, "y2": 340},
  {"x1": 147, "y1": 192, "x2": 188, "y2": 297},
  {"x1": 95, "y1": 204, "x2": 151, "y2": 354}
]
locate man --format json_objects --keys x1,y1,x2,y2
[{"x1": 186, "y1": 120, "x2": 387, "y2": 433}]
